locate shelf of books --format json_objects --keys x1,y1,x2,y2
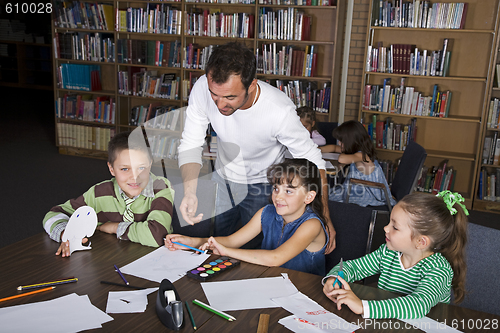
[
  {"x1": 51, "y1": 0, "x2": 344, "y2": 164},
  {"x1": 359, "y1": 0, "x2": 500, "y2": 209}
]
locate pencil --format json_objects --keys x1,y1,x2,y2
[
  {"x1": 0, "y1": 286, "x2": 55, "y2": 303},
  {"x1": 172, "y1": 241, "x2": 206, "y2": 254},
  {"x1": 100, "y1": 281, "x2": 146, "y2": 290},
  {"x1": 17, "y1": 277, "x2": 78, "y2": 291},
  {"x1": 192, "y1": 299, "x2": 236, "y2": 322},
  {"x1": 114, "y1": 264, "x2": 129, "y2": 285},
  {"x1": 185, "y1": 300, "x2": 197, "y2": 330}
]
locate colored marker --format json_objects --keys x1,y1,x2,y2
[
  {"x1": 172, "y1": 241, "x2": 207, "y2": 254},
  {"x1": 185, "y1": 300, "x2": 197, "y2": 330},
  {"x1": 114, "y1": 265, "x2": 129, "y2": 285},
  {"x1": 192, "y1": 299, "x2": 236, "y2": 322},
  {"x1": 0, "y1": 286, "x2": 55, "y2": 303},
  {"x1": 100, "y1": 281, "x2": 146, "y2": 290},
  {"x1": 17, "y1": 277, "x2": 78, "y2": 291}
]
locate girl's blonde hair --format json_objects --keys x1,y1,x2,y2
[{"x1": 398, "y1": 192, "x2": 468, "y2": 303}]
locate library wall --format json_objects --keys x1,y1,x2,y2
[{"x1": 343, "y1": 0, "x2": 371, "y2": 121}]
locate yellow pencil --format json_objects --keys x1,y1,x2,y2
[
  {"x1": 17, "y1": 277, "x2": 78, "y2": 291},
  {"x1": 0, "y1": 286, "x2": 55, "y2": 303}
]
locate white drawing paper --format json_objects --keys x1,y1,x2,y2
[
  {"x1": 401, "y1": 317, "x2": 463, "y2": 333},
  {"x1": 61, "y1": 206, "x2": 98, "y2": 254},
  {"x1": 106, "y1": 287, "x2": 158, "y2": 313}
]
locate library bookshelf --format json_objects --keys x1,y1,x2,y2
[
  {"x1": 359, "y1": 0, "x2": 500, "y2": 210},
  {"x1": 0, "y1": 40, "x2": 52, "y2": 90},
  {"x1": 50, "y1": 0, "x2": 345, "y2": 171}
]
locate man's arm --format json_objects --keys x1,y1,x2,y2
[
  {"x1": 320, "y1": 169, "x2": 336, "y2": 254},
  {"x1": 179, "y1": 163, "x2": 204, "y2": 224}
]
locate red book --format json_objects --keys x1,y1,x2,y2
[
  {"x1": 162, "y1": 42, "x2": 171, "y2": 67},
  {"x1": 393, "y1": 44, "x2": 400, "y2": 74},
  {"x1": 311, "y1": 52, "x2": 317, "y2": 77},
  {"x1": 291, "y1": 51, "x2": 298, "y2": 76},
  {"x1": 248, "y1": 14, "x2": 255, "y2": 38},
  {"x1": 459, "y1": 3, "x2": 468, "y2": 29},
  {"x1": 364, "y1": 85, "x2": 371, "y2": 109},
  {"x1": 376, "y1": 121, "x2": 384, "y2": 148},
  {"x1": 439, "y1": 92, "x2": 447, "y2": 117},
  {"x1": 301, "y1": 16, "x2": 311, "y2": 41}
]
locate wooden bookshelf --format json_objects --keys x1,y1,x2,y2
[
  {"x1": 50, "y1": 0, "x2": 345, "y2": 163},
  {"x1": 359, "y1": 0, "x2": 500, "y2": 210},
  {"x1": 0, "y1": 40, "x2": 52, "y2": 90}
]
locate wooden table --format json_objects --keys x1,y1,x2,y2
[{"x1": 1, "y1": 232, "x2": 498, "y2": 332}]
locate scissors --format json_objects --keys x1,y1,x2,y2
[{"x1": 332, "y1": 258, "x2": 344, "y2": 289}]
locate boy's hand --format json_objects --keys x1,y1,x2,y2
[
  {"x1": 97, "y1": 222, "x2": 118, "y2": 235},
  {"x1": 179, "y1": 193, "x2": 203, "y2": 225},
  {"x1": 164, "y1": 234, "x2": 200, "y2": 251},
  {"x1": 325, "y1": 276, "x2": 363, "y2": 315},
  {"x1": 201, "y1": 237, "x2": 227, "y2": 256},
  {"x1": 56, "y1": 232, "x2": 88, "y2": 257}
]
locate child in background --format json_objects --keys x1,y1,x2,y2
[
  {"x1": 297, "y1": 106, "x2": 326, "y2": 146},
  {"x1": 323, "y1": 191, "x2": 468, "y2": 319},
  {"x1": 326, "y1": 120, "x2": 396, "y2": 207},
  {"x1": 166, "y1": 159, "x2": 329, "y2": 275},
  {"x1": 43, "y1": 131, "x2": 175, "y2": 256}
]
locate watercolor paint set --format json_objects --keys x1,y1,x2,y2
[{"x1": 186, "y1": 256, "x2": 240, "y2": 281}]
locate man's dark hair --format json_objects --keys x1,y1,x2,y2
[
  {"x1": 205, "y1": 42, "x2": 256, "y2": 90},
  {"x1": 107, "y1": 131, "x2": 151, "y2": 165}
]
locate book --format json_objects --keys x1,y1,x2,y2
[{"x1": 493, "y1": 138, "x2": 500, "y2": 165}]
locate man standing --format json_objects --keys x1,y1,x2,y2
[{"x1": 178, "y1": 42, "x2": 335, "y2": 253}]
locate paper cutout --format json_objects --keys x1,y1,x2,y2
[{"x1": 61, "y1": 206, "x2": 98, "y2": 254}]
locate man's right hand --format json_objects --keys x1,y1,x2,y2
[{"x1": 179, "y1": 192, "x2": 204, "y2": 225}]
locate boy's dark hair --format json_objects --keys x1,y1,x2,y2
[
  {"x1": 296, "y1": 106, "x2": 317, "y2": 129},
  {"x1": 205, "y1": 42, "x2": 256, "y2": 91},
  {"x1": 332, "y1": 120, "x2": 377, "y2": 162},
  {"x1": 267, "y1": 159, "x2": 328, "y2": 233},
  {"x1": 107, "y1": 131, "x2": 151, "y2": 165}
]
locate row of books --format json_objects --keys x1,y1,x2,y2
[
  {"x1": 147, "y1": 135, "x2": 181, "y2": 160},
  {"x1": 478, "y1": 168, "x2": 500, "y2": 201},
  {"x1": 365, "y1": 115, "x2": 417, "y2": 151},
  {"x1": 366, "y1": 39, "x2": 452, "y2": 77},
  {"x1": 183, "y1": 43, "x2": 214, "y2": 70},
  {"x1": 118, "y1": 70, "x2": 180, "y2": 99},
  {"x1": 256, "y1": 44, "x2": 317, "y2": 77},
  {"x1": 379, "y1": 159, "x2": 396, "y2": 186},
  {"x1": 258, "y1": 8, "x2": 311, "y2": 41},
  {"x1": 182, "y1": 73, "x2": 202, "y2": 101},
  {"x1": 372, "y1": 1, "x2": 468, "y2": 29},
  {"x1": 54, "y1": 1, "x2": 114, "y2": 30},
  {"x1": 116, "y1": 40, "x2": 181, "y2": 68},
  {"x1": 415, "y1": 160, "x2": 457, "y2": 194},
  {"x1": 130, "y1": 104, "x2": 183, "y2": 130},
  {"x1": 267, "y1": 80, "x2": 330, "y2": 113},
  {"x1": 189, "y1": 0, "x2": 253, "y2": 3},
  {"x1": 363, "y1": 80, "x2": 452, "y2": 118},
  {"x1": 115, "y1": 6, "x2": 182, "y2": 35},
  {"x1": 54, "y1": 32, "x2": 115, "y2": 63},
  {"x1": 57, "y1": 123, "x2": 115, "y2": 151},
  {"x1": 57, "y1": 64, "x2": 102, "y2": 91},
  {"x1": 258, "y1": 0, "x2": 333, "y2": 4},
  {"x1": 486, "y1": 98, "x2": 500, "y2": 129},
  {"x1": 185, "y1": 11, "x2": 255, "y2": 38},
  {"x1": 482, "y1": 132, "x2": 500, "y2": 166},
  {"x1": 55, "y1": 94, "x2": 116, "y2": 124}
]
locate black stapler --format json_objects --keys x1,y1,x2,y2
[{"x1": 156, "y1": 279, "x2": 184, "y2": 330}]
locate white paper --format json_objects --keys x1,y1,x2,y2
[
  {"x1": 401, "y1": 317, "x2": 463, "y2": 333},
  {"x1": 272, "y1": 291, "x2": 359, "y2": 332},
  {"x1": 0, "y1": 293, "x2": 113, "y2": 333},
  {"x1": 201, "y1": 276, "x2": 298, "y2": 311},
  {"x1": 106, "y1": 287, "x2": 157, "y2": 313},
  {"x1": 278, "y1": 315, "x2": 327, "y2": 333},
  {"x1": 61, "y1": 206, "x2": 98, "y2": 254},
  {"x1": 120, "y1": 247, "x2": 210, "y2": 283},
  {"x1": 322, "y1": 153, "x2": 340, "y2": 161}
]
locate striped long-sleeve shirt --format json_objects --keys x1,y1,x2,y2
[
  {"x1": 42, "y1": 173, "x2": 174, "y2": 247},
  {"x1": 323, "y1": 244, "x2": 453, "y2": 319}
]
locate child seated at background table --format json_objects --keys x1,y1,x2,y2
[
  {"x1": 297, "y1": 106, "x2": 326, "y2": 146},
  {"x1": 323, "y1": 120, "x2": 396, "y2": 207},
  {"x1": 42, "y1": 131, "x2": 175, "y2": 256},
  {"x1": 166, "y1": 159, "x2": 329, "y2": 275},
  {"x1": 322, "y1": 191, "x2": 468, "y2": 319}
]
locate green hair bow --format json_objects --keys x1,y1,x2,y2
[{"x1": 436, "y1": 190, "x2": 469, "y2": 216}]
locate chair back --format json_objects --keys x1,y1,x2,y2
[
  {"x1": 316, "y1": 122, "x2": 338, "y2": 145},
  {"x1": 391, "y1": 141, "x2": 427, "y2": 201},
  {"x1": 326, "y1": 201, "x2": 377, "y2": 273}
]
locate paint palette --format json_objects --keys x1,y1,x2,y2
[{"x1": 186, "y1": 256, "x2": 240, "y2": 281}]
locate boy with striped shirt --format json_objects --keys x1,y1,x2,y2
[
  {"x1": 43, "y1": 131, "x2": 175, "y2": 256},
  {"x1": 323, "y1": 191, "x2": 468, "y2": 319}
]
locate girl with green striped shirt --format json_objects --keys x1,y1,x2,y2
[{"x1": 322, "y1": 191, "x2": 469, "y2": 319}]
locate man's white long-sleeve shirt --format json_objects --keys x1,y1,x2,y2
[{"x1": 178, "y1": 75, "x2": 326, "y2": 184}]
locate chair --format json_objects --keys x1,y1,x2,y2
[
  {"x1": 346, "y1": 141, "x2": 427, "y2": 212},
  {"x1": 316, "y1": 121, "x2": 338, "y2": 145},
  {"x1": 326, "y1": 201, "x2": 379, "y2": 273}
]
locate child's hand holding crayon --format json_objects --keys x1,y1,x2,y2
[{"x1": 164, "y1": 234, "x2": 204, "y2": 251}]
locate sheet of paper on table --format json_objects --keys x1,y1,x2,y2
[
  {"x1": 201, "y1": 276, "x2": 298, "y2": 311},
  {"x1": 106, "y1": 287, "x2": 157, "y2": 313},
  {"x1": 401, "y1": 317, "x2": 463, "y2": 333},
  {"x1": 120, "y1": 247, "x2": 210, "y2": 283},
  {"x1": 0, "y1": 293, "x2": 113, "y2": 333},
  {"x1": 272, "y1": 291, "x2": 359, "y2": 333}
]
